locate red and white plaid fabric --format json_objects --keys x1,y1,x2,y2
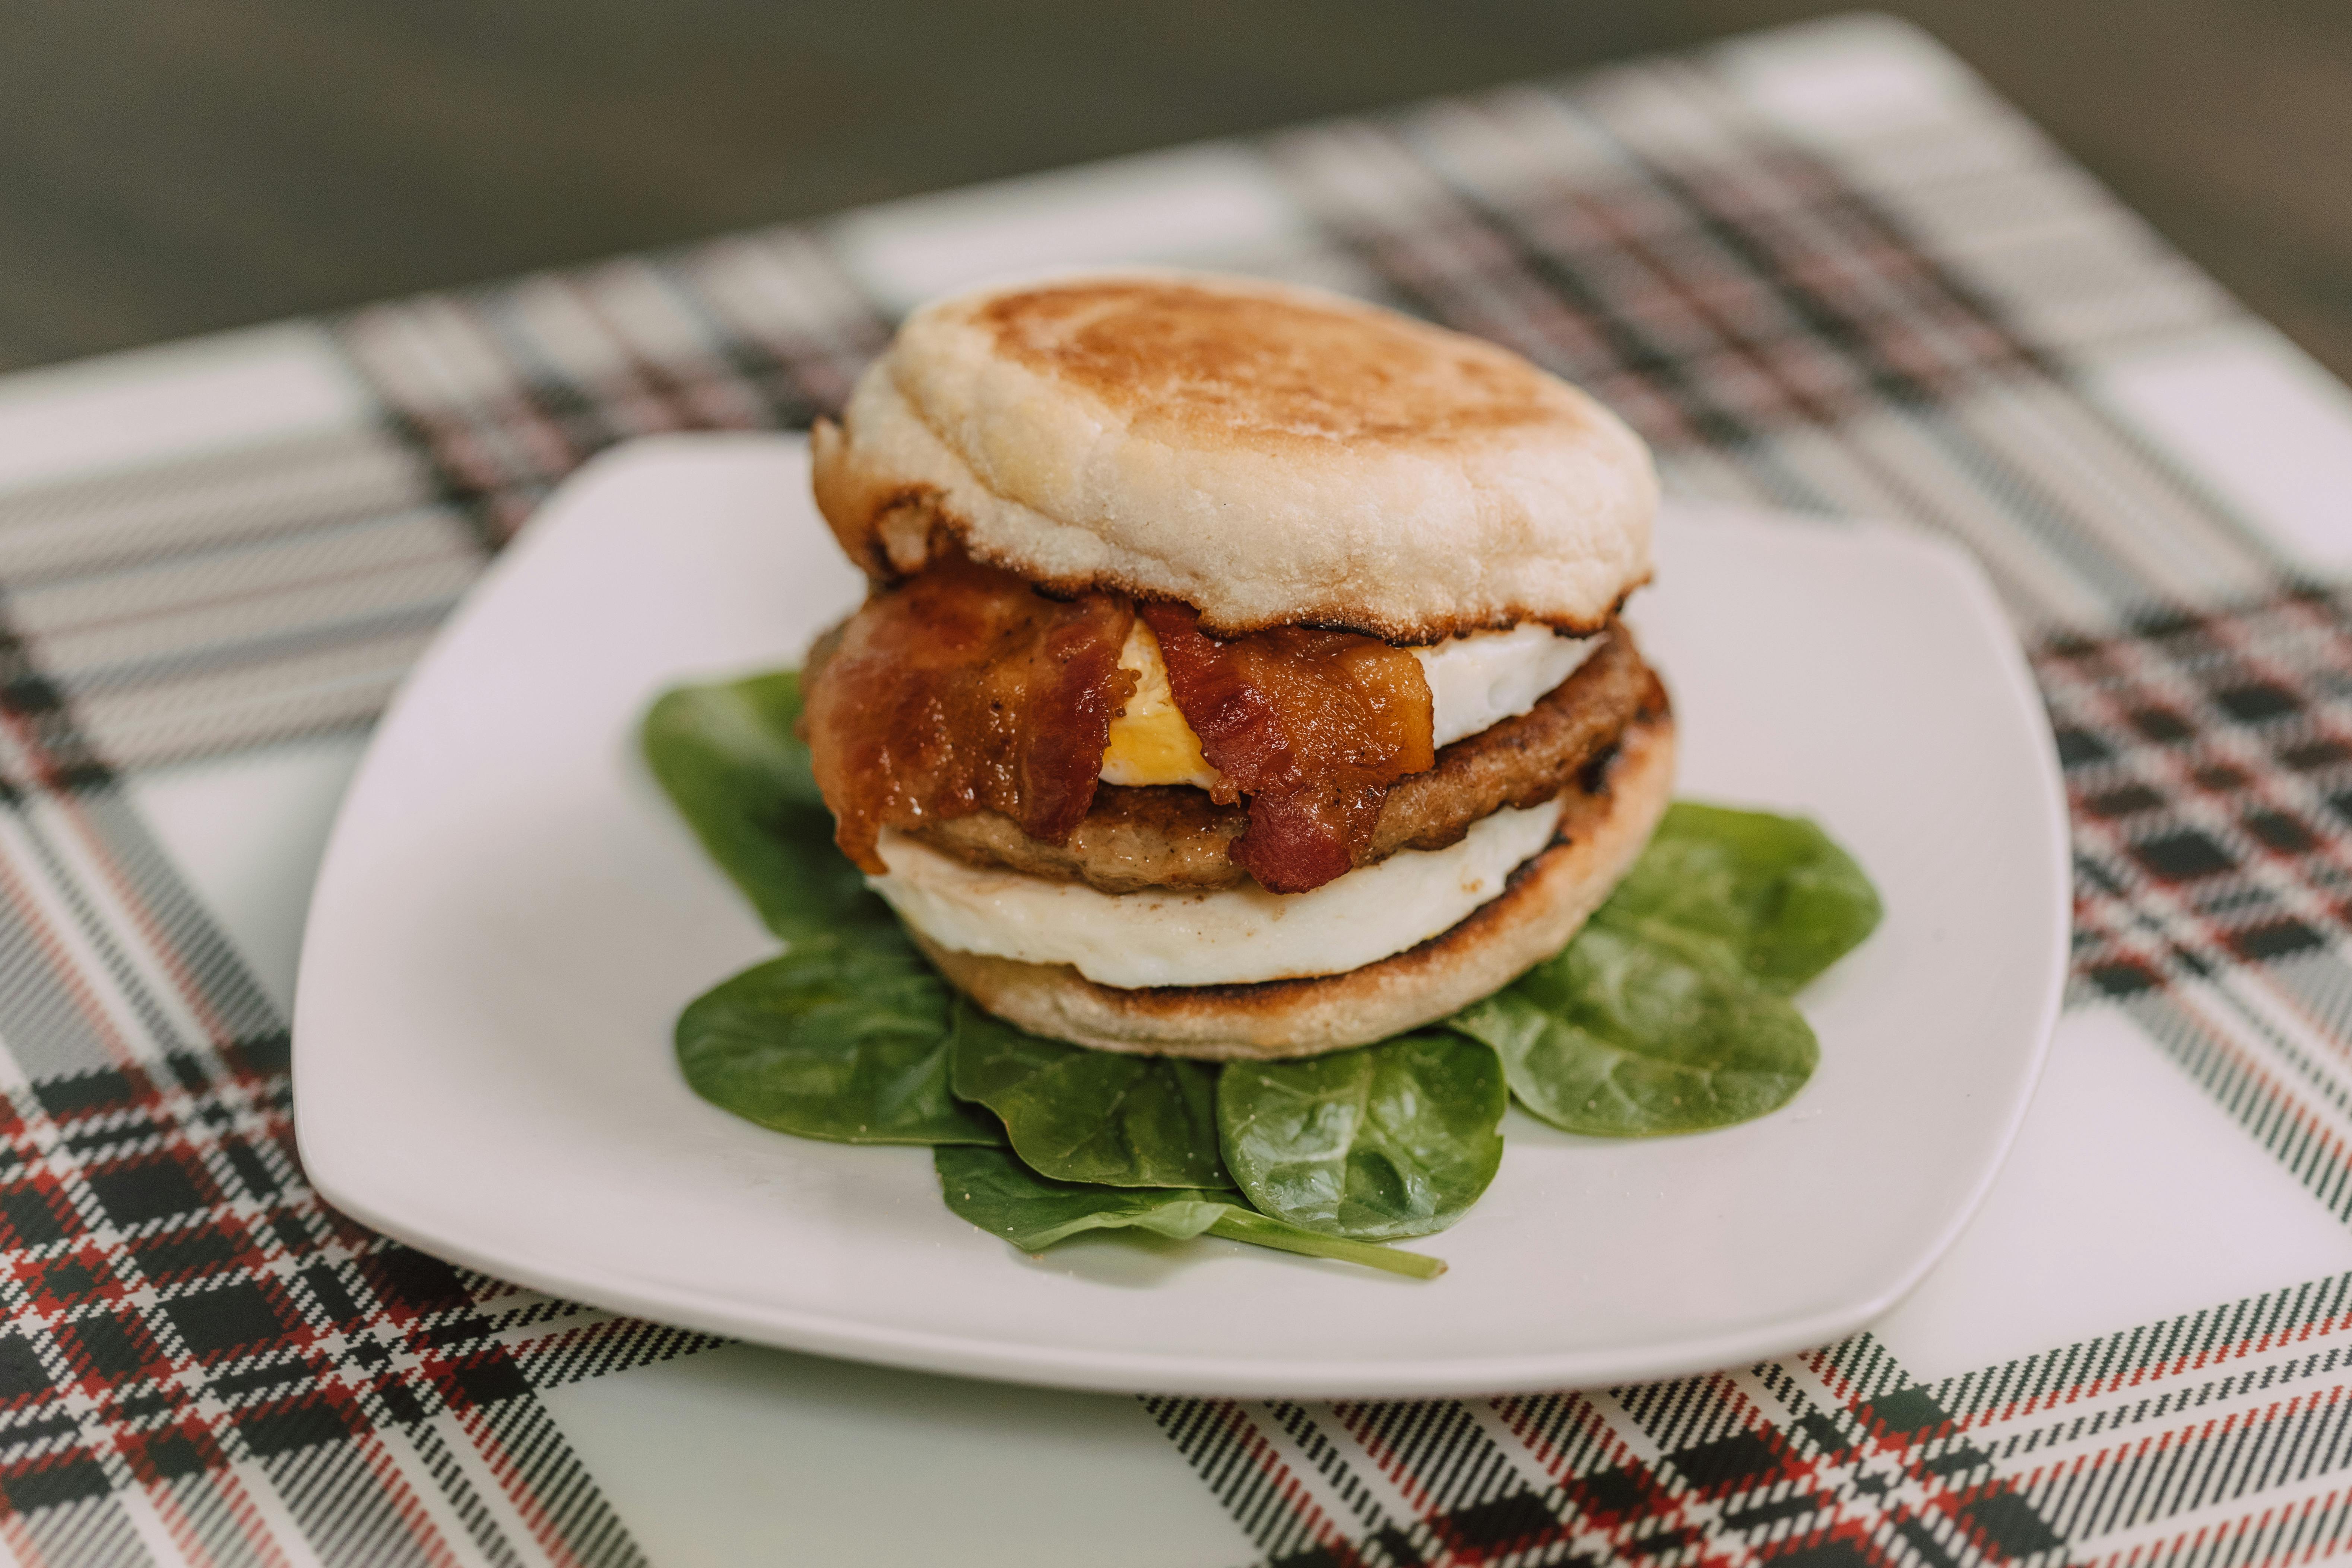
[{"x1": 1, "y1": 13, "x2": 2348, "y2": 1564}]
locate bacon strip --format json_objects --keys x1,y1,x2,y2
[
  {"x1": 803, "y1": 555, "x2": 1136, "y2": 872},
  {"x1": 1140, "y1": 604, "x2": 1434, "y2": 894}
]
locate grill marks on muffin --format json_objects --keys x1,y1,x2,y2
[
  {"x1": 1140, "y1": 604, "x2": 1434, "y2": 893},
  {"x1": 802, "y1": 554, "x2": 1135, "y2": 872}
]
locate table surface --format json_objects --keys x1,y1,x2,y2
[
  {"x1": 6, "y1": 0, "x2": 2350, "y2": 386},
  {"x1": 6, "y1": 12, "x2": 2352, "y2": 1566}
]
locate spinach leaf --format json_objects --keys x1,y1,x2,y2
[
  {"x1": 1606, "y1": 802, "x2": 1882, "y2": 995},
  {"x1": 1449, "y1": 803, "x2": 1871, "y2": 1137},
  {"x1": 935, "y1": 1147, "x2": 1444, "y2": 1279},
  {"x1": 1453, "y1": 925, "x2": 1818, "y2": 1136},
  {"x1": 1217, "y1": 1033, "x2": 1506, "y2": 1239},
  {"x1": 950, "y1": 1004, "x2": 1230, "y2": 1188},
  {"x1": 677, "y1": 939, "x2": 1001, "y2": 1146},
  {"x1": 641, "y1": 671, "x2": 892, "y2": 944},
  {"x1": 656, "y1": 671, "x2": 1000, "y2": 1146}
]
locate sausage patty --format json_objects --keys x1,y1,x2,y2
[{"x1": 910, "y1": 623, "x2": 1666, "y2": 893}]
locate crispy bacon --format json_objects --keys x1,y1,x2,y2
[
  {"x1": 1140, "y1": 604, "x2": 1434, "y2": 894},
  {"x1": 803, "y1": 555, "x2": 1136, "y2": 872}
]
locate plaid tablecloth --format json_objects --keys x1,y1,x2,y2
[{"x1": 4, "y1": 12, "x2": 2352, "y2": 1565}]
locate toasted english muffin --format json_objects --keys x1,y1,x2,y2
[{"x1": 812, "y1": 270, "x2": 1657, "y2": 643}]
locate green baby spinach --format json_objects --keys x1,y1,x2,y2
[
  {"x1": 641, "y1": 670, "x2": 892, "y2": 945},
  {"x1": 950, "y1": 1004, "x2": 1229, "y2": 1188},
  {"x1": 1604, "y1": 802, "x2": 1882, "y2": 995},
  {"x1": 1449, "y1": 801, "x2": 1872, "y2": 1136},
  {"x1": 1452, "y1": 925, "x2": 1818, "y2": 1136},
  {"x1": 677, "y1": 938, "x2": 1001, "y2": 1146},
  {"x1": 935, "y1": 1147, "x2": 1444, "y2": 1279},
  {"x1": 1217, "y1": 1033, "x2": 1506, "y2": 1239}
]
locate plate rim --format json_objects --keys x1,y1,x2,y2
[{"x1": 295, "y1": 431, "x2": 2071, "y2": 1397}]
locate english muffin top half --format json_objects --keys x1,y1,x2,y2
[{"x1": 811, "y1": 270, "x2": 1658, "y2": 643}]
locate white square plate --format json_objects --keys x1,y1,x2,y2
[{"x1": 294, "y1": 433, "x2": 2068, "y2": 1397}]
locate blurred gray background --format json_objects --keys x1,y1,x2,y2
[{"x1": 7, "y1": 0, "x2": 2348, "y2": 378}]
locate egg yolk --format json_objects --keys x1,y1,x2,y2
[
  {"x1": 1099, "y1": 618, "x2": 1594, "y2": 792},
  {"x1": 1099, "y1": 621, "x2": 1222, "y2": 788}
]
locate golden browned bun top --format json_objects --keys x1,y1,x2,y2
[
  {"x1": 977, "y1": 276, "x2": 1566, "y2": 451},
  {"x1": 812, "y1": 269, "x2": 1657, "y2": 642}
]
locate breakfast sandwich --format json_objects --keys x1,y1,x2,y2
[{"x1": 799, "y1": 269, "x2": 1672, "y2": 1059}]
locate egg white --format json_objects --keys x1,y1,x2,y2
[
  {"x1": 870, "y1": 797, "x2": 1563, "y2": 989},
  {"x1": 1418, "y1": 622, "x2": 1596, "y2": 748}
]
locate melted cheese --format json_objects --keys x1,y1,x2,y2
[
  {"x1": 1099, "y1": 621, "x2": 1220, "y2": 788},
  {"x1": 1099, "y1": 621, "x2": 1596, "y2": 787},
  {"x1": 871, "y1": 796, "x2": 1563, "y2": 988}
]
